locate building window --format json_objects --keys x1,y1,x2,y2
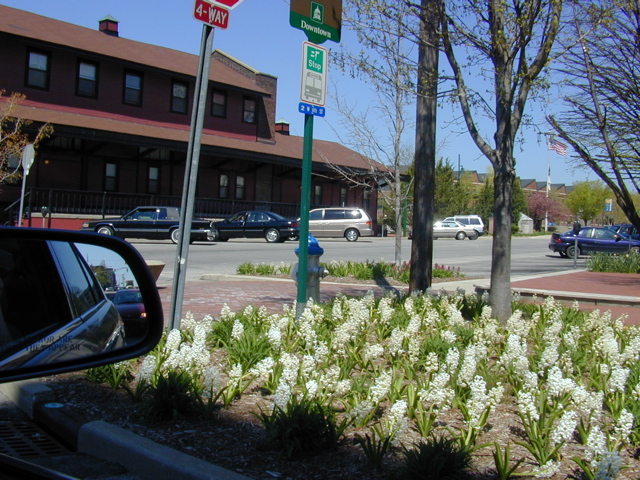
[
  {"x1": 235, "y1": 175, "x2": 245, "y2": 200},
  {"x1": 77, "y1": 61, "x2": 98, "y2": 98},
  {"x1": 314, "y1": 185, "x2": 323, "y2": 205},
  {"x1": 211, "y1": 90, "x2": 227, "y2": 118},
  {"x1": 171, "y1": 80, "x2": 189, "y2": 114},
  {"x1": 105, "y1": 163, "x2": 118, "y2": 192},
  {"x1": 219, "y1": 174, "x2": 229, "y2": 198},
  {"x1": 363, "y1": 189, "x2": 371, "y2": 211},
  {"x1": 26, "y1": 50, "x2": 50, "y2": 89},
  {"x1": 340, "y1": 186, "x2": 348, "y2": 206},
  {"x1": 242, "y1": 97, "x2": 256, "y2": 123},
  {"x1": 148, "y1": 166, "x2": 159, "y2": 194},
  {"x1": 124, "y1": 71, "x2": 143, "y2": 106}
]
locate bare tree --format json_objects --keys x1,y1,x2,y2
[
  {"x1": 330, "y1": 0, "x2": 416, "y2": 267},
  {"x1": 440, "y1": 1, "x2": 562, "y2": 322},
  {"x1": 0, "y1": 91, "x2": 52, "y2": 184},
  {"x1": 548, "y1": 0, "x2": 640, "y2": 233}
]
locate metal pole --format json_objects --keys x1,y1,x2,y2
[
  {"x1": 296, "y1": 114, "x2": 313, "y2": 318},
  {"x1": 169, "y1": 24, "x2": 214, "y2": 330}
]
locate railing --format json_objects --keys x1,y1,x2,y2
[{"x1": 18, "y1": 188, "x2": 305, "y2": 220}]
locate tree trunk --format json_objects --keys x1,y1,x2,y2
[
  {"x1": 410, "y1": 0, "x2": 440, "y2": 293},
  {"x1": 490, "y1": 159, "x2": 514, "y2": 322}
]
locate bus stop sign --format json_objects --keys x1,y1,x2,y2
[{"x1": 300, "y1": 41, "x2": 327, "y2": 107}]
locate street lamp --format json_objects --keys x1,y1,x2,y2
[{"x1": 17, "y1": 144, "x2": 35, "y2": 227}]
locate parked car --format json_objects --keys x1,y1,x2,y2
[
  {"x1": 443, "y1": 215, "x2": 485, "y2": 235},
  {"x1": 606, "y1": 224, "x2": 640, "y2": 240},
  {"x1": 211, "y1": 211, "x2": 299, "y2": 243},
  {"x1": 548, "y1": 226, "x2": 640, "y2": 257},
  {"x1": 81, "y1": 206, "x2": 214, "y2": 244},
  {"x1": 433, "y1": 220, "x2": 479, "y2": 240},
  {"x1": 307, "y1": 207, "x2": 374, "y2": 242}
]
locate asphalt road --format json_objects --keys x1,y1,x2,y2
[{"x1": 127, "y1": 234, "x2": 584, "y2": 285}]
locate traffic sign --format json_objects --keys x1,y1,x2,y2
[
  {"x1": 290, "y1": 0, "x2": 342, "y2": 45},
  {"x1": 194, "y1": 0, "x2": 230, "y2": 29},
  {"x1": 300, "y1": 41, "x2": 328, "y2": 107},
  {"x1": 208, "y1": 0, "x2": 245, "y2": 9},
  {"x1": 299, "y1": 102, "x2": 326, "y2": 117}
]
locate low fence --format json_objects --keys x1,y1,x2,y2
[{"x1": 8, "y1": 188, "x2": 305, "y2": 226}]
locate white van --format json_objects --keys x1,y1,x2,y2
[{"x1": 443, "y1": 215, "x2": 485, "y2": 235}]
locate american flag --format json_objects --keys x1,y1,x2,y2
[{"x1": 549, "y1": 139, "x2": 567, "y2": 156}]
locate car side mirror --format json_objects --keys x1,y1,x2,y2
[{"x1": 0, "y1": 227, "x2": 163, "y2": 383}]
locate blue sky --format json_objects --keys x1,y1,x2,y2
[{"x1": 2, "y1": 0, "x2": 593, "y2": 186}]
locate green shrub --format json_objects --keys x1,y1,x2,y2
[
  {"x1": 141, "y1": 370, "x2": 199, "y2": 421},
  {"x1": 256, "y1": 397, "x2": 339, "y2": 458},
  {"x1": 401, "y1": 436, "x2": 473, "y2": 480},
  {"x1": 587, "y1": 252, "x2": 640, "y2": 274}
]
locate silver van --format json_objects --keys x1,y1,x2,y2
[
  {"x1": 443, "y1": 215, "x2": 485, "y2": 235},
  {"x1": 308, "y1": 207, "x2": 374, "y2": 242}
]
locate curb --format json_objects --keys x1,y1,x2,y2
[{"x1": 0, "y1": 380, "x2": 252, "y2": 480}]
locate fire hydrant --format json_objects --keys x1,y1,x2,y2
[{"x1": 291, "y1": 234, "x2": 329, "y2": 303}]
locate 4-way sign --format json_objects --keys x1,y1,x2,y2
[{"x1": 194, "y1": 0, "x2": 230, "y2": 29}]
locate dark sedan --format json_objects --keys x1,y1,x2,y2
[
  {"x1": 606, "y1": 224, "x2": 640, "y2": 240},
  {"x1": 81, "y1": 206, "x2": 214, "y2": 244},
  {"x1": 111, "y1": 288, "x2": 146, "y2": 338},
  {"x1": 548, "y1": 226, "x2": 640, "y2": 257},
  {"x1": 212, "y1": 211, "x2": 299, "y2": 243}
]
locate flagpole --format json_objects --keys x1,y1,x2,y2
[{"x1": 544, "y1": 133, "x2": 552, "y2": 232}]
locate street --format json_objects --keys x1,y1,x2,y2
[{"x1": 128, "y1": 235, "x2": 584, "y2": 286}]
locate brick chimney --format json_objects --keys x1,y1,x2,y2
[
  {"x1": 99, "y1": 15, "x2": 119, "y2": 37},
  {"x1": 275, "y1": 119, "x2": 290, "y2": 135}
]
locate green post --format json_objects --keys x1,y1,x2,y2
[{"x1": 296, "y1": 113, "x2": 313, "y2": 318}]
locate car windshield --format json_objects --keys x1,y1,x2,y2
[{"x1": 114, "y1": 290, "x2": 142, "y2": 304}]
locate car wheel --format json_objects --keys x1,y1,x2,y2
[
  {"x1": 455, "y1": 231, "x2": 466, "y2": 240},
  {"x1": 97, "y1": 226, "x2": 114, "y2": 236},
  {"x1": 344, "y1": 228, "x2": 360, "y2": 242},
  {"x1": 469, "y1": 232, "x2": 479, "y2": 240},
  {"x1": 265, "y1": 228, "x2": 281, "y2": 243},
  {"x1": 630, "y1": 246, "x2": 640, "y2": 254},
  {"x1": 566, "y1": 245, "x2": 580, "y2": 258},
  {"x1": 170, "y1": 228, "x2": 180, "y2": 244}
]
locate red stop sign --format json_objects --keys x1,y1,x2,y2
[{"x1": 209, "y1": 0, "x2": 245, "y2": 8}]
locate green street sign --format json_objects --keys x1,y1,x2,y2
[{"x1": 290, "y1": 0, "x2": 341, "y2": 45}]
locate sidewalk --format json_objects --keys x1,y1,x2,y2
[{"x1": 160, "y1": 270, "x2": 640, "y2": 326}]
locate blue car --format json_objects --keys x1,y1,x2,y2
[{"x1": 549, "y1": 226, "x2": 640, "y2": 257}]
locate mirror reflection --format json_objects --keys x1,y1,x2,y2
[{"x1": 0, "y1": 238, "x2": 150, "y2": 370}]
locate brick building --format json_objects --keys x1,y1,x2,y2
[{"x1": 0, "y1": 6, "x2": 381, "y2": 229}]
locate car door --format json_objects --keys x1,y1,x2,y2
[
  {"x1": 154, "y1": 207, "x2": 174, "y2": 240},
  {"x1": 222, "y1": 212, "x2": 248, "y2": 239},
  {"x1": 308, "y1": 209, "x2": 325, "y2": 237},
  {"x1": 593, "y1": 228, "x2": 629, "y2": 253},
  {"x1": 120, "y1": 208, "x2": 158, "y2": 239},
  {"x1": 244, "y1": 211, "x2": 268, "y2": 239},
  {"x1": 323, "y1": 209, "x2": 346, "y2": 237}
]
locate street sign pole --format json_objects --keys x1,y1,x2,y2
[
  {"x1": 169, "y1": 23, "x2": 214, "y2": 330},
  {"x1": 296, "y1": 114, "x2": 314, "y2": 317}
]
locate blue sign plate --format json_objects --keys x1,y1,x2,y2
[{"x1": 299, "y1": 102, "x2": 326, "y2": 117}]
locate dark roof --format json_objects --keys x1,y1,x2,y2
[{"x1": 0, "y1": 5, "x2": 272, "y2": 96}]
